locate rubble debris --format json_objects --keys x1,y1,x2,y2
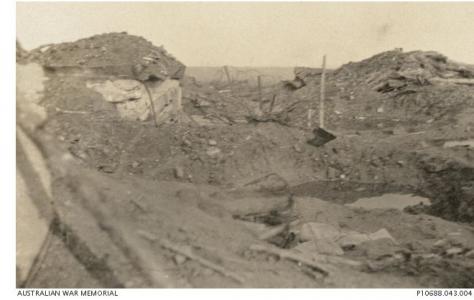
[
  {"x1": 295, "y1": 239, "x2": 344, "y2": 256},
  {"x1": 87, "y1": 79, "x2": 144, "y2": 103},
  {"x1": 230, "y1": 195, "x2": 295, "y2": 226},
  {"x1": 443, "y1": 139, "x2": 474, "y2": 149},
  {"x1": 293, "y1": 67, "x2": 324, "y2": 85},
  {"x1": 249, "y1": 244, "x2": 330, "y2": 277},
  {"x1": 307, "y1": 127, "x2": 336, "y2": 147},
  {"x1": 445, "y1": 247, "x2": 464, "y2": 256},
  {"x1": 137, "y1": 231, "x2": 245, "y2": 284},
  {"x1": 30, "y1": 33, "x2": 185, "y2": 125},
  {"x1": 257, "y1": 223, "x2": 289, "y2": 241},
  {"x1": 433, "y1": 239, "x2": 450, "y2": 249},
  {"x1": 348, "y1": 194, "x2": 431, "y2": 210},
  {"x1": 242, "y1": 173, "x2": 288, "y2": 194},
  {"x1": 206, "y1": 147, "x2": 222, "y2": 157},
  {"x1": 368, "y1": 228, "x2": 396, "y2": 243},
  {"x1": 87, "y1": 78, "x2": 182, "y2": 124},
  {"x1": 337, "y1": 232, "x2": 371, "y2": 250},
  {"x1": 284, "y1": 78, "x2": 305, "y2": 90},
  {"x1": 356, "y1": 238, "x2": 401, "y2": 259},
  {"x1": 173, "y1": 254, "x2": 187, "y2": 265},
  {"x1": 430, "y1": 78, "x2": 474, "y2": 86},
  {"x1": 416, "y1": 152, "x2": 474, "y2": 222},
  {"x1": 272, "y1": 49, "x2": 474, "y2": 131},
  {"x1": 298, "y1": 221, "x2": 398, "y2": 256},
  {"x1": 19, "y1": 33, "x2": 474, "y2": 288},
  {"x1": 30, "y1": 32, "x2": 185, "y2": 80},
  {"x1": 174, "y1": 166, "x2": 185, "y2": 179},
  {"x1": 465, "y1": 250, "x2": 474, "y2": 258},
  {"x1": 362, "y1": 248, "x2": 474, "y2": 288},
  {"x1": 300, "y1": 222, "x2": 341, "y2": 242}
]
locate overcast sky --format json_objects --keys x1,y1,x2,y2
[{"x1": 16, "y1": 2, "x2": 474, "y2": 68}]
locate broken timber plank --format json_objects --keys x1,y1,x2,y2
[{"x1": 137, "y1": 230, "x2": 245, "y2": 284}]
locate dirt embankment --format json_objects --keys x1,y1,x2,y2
[
  {"x1": 35, "y1": 43, "x2": 474, "y2": 222},
  {"x1": 18, "y1": 34, "x2": 474, "y2": 288}
]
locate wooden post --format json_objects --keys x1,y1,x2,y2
[
  {"x1": 257, "y1": 75, "x2": 263, "y2": 110},
  {"x1": 319, "y1": 55, "x2": 327, "y2": 129},
  {"x1": 223, "y1": 66, "x2": 232, "y2": 85}
]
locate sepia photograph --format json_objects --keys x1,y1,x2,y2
[{"x1": 13, "y1": 0, "x2": 474, "y2": 293}]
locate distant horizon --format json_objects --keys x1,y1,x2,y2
[
  {"x1": 18, "y1": 35, "x2": 473, "y2": 69},
  {"x1": 18, "y1": 33, "x2": 472, "y2": 69},
  {"x1": 17, "y1": 2, "x2": 474, "y2": 68}
]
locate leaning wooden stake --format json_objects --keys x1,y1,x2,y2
[
  {"x1": 249, "y1": 244, "x2": 329, "y2": 276},
  {"x1": 257, "y1": 75, "x2": 263, "y2": 111},
  {"x1": 137, "y1": 230, "x2": 245, "y2": 284},
  {"x1": 307, "y1": 109, "x2": 313, "y2": 129},
  {"x1": 142, "y1": 82, "x2": 159, "y2": 127},
  {"x1": 223, "y1": 65, "x2": 232, "y2": 85},
  {"x1": 319, "y1": 55, "x2": 327, "y2": 129}
]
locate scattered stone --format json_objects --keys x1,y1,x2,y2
[
  {"x1": 465, "y1": 249, "x2": 474, "y2": 258},
  {"x1": 197, "y1": 99, "x2": 211, "y2": 107},
  {"x1": 326, "y1": 167, "x2": 338, "y2": 179},
  {"x1": 86, "y1": 80, "x2": 143, "y2": 103},
  {"x1": 300, "y1": 222, "x2": 341, "y2": 242},
  {"x1": 294, "y1": 240, "x2": 344, "y2": 256},
  {"x1": 421, "y1": 253, "x2": 441, "y2": 260},
  {"x1": 39, "y1": 45, "x2": 51, "y2": 53},
  {"x1": 267, "y1": 255, "x2": 278, "y2": 263},
  {"x1": 201, "y1": 268, "x2": 214, "y2": 276},
  {"x1": 173, "y1": 254, "x2": 187, "y2": 265},
  {"x1": 197, "y1": 201, "x2": 230, "y2": 219},
  {"x1": 358, "y1": 238, "x2": 400, "y2": 259},
  {"x1": 182, "y1": 138, "x2": 192, "y2": 147},
  {"x1": 433, "y1": 239, "x2": 449, "y2": 249},
  {"x1": 208, "y1": 139, "x2": 217, "y2": 146},
  {"x1": 337, "y1": 231, "x2": 371, "y2": 249},
  {"x1": 124, "y1": 279, "x2": 140, "y2": 288},
  {"x1": 87, "y1": 78, "x2": 182, "y2": 123},
  {"x1": 446, "y1": 232, "x2": 468, "y2": 247},
  {"x1": 445, "y1": 247, "x2": 464, "y2": 256},
  {"x1": 131, "y1": 161, "x2": 140, "y2": 168},
  {"x1": 98, "y1": 165, "x2": 115, "y2": 173},
  {"x1": 242, "y1": 173, "x2": 288, "y2": 193},
  {"x1": 317, "y1": 239, "x2": 344, "y2": 256},
  {"x1": 174, "y1": 166, "x2": 185, "y2": 179},
  {"x1": 369, "y1": 228, "x2": 396, "y2": 243},
  {"x1": 206, "y1": 147, "x2": 221, "y2": 157}
]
